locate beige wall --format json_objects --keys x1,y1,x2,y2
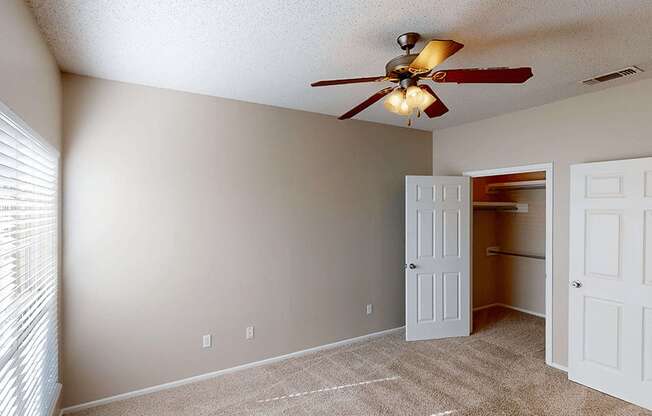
[
  {"x1": 62, "y1": 74, "x2": 431, "y2": 406},
  {"x1": 434, "y1": 78, "x2": 652, "y2": 367},
  {"x1": 495, "y1": 188, "x2": 546, "y2": 315},
  {"x1": 472, "y1": 210, "x2": 498, "y2": 308},
  {"x1": 0, "y1": 0, "x2": 61, "y2": 149}
]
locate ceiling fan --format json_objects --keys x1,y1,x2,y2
[{"x1": 311, "y1": 32, "x2": 533, "y2": 125}]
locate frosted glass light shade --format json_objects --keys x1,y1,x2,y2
[
  {"x1": 397, "y1": 99, "x2": 410, "y2": 115},
  {"x1": 418, "y1": 89, "x2": 436, "y2": 111},
  {"x1": 384, "y1": 89, "x2": 404, "y2": 113},
  {"x1": 405, "y1": 85, "x2": 424, "y2": 109}
]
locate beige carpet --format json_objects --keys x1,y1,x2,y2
[{"x1": 71, "y1": 307, "x2": 651, "y2": 415}]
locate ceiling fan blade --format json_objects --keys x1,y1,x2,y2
[
  {"x1": 432, "y1": 67, "x2": 533, "y2": 83},
  {"x1": 409, "y1": 40, "x2": 464, "y2": 73},
  {"x1": 418, "y1": 85, "x2": 449, "y2": 118},
  {"x1": 311, "y1": 76, "x2": 388, "y2": 87},
  {"x1": 338, "y1": 87, "x2": 395, "y2": 120}
]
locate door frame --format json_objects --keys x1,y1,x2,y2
[{"x1": 463, "y1": 162, "x2": 554, "y2": 367}]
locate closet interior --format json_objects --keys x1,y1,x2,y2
[{"x1": 472, "y1": 171, "x2": 547, "y2": 317}]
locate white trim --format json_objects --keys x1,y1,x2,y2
[
  {"x1": 473, "y1": 303, "x2": 501, "y2": 312},
  {"x1": 464, "y1": 163, "x2": 553, "y2": 178},
  {"x1": 61, "y1": 326, "x2": 404, "y2": 414},
  {"x1": 500, "y1": 303, "x2": 546, "y2": 319},
  {"x1": 548, "y1": 362, "x2": 569, "y2": 373},
  {"x1": 464, "y1": 162, "x2": 555, "y2": 367},
  {"x1": 48, "y1": 383, "x2": 62, "y2": 416},
  {"x1": 473, "y1": 302, "x2": 546, "y2": 319}
]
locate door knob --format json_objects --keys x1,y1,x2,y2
[
  {"x1": 571, "y1": 280, "x2": 583, "y2": 288},
  {"x1": 408, "y1": 263, "x2": 417, "y2": 270}
]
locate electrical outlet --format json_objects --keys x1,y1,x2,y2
[
  {"x1": 246, "y1": 326, "x2": 254, "y2": 340},
  {"x1": 202, "y1": 334, "x2": 212, "y2": 348},
  {"x1": 366, "y1": 304, "x2": 373, "y2": 315}
]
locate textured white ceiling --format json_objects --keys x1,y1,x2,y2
[{"x1": 28, "y1": 0, "x2": 652, "y2": 131}]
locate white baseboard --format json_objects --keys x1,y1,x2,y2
[
  {"x1": 473, "y1": 303, "x2": 501, "y2": 312},
  {"x1": 473, "y1": 303, "x2": 546, "y2": 319},
  {"x1": 548, "y1": 361, "x2": 569, "y2": 373},
  {"x1": 48, "y1": 383, "x2": 62, "y2": 416},
  {"x1": 61, "y1": 326, "x2": 404, "y2": 414}
]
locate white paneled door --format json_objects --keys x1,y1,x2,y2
[
  {"x1": 570, "y1": 158, "x2": 652, "y2": 410},
  {"x1": 405, "y1": 176, "x2": 471, "y2": 341}
]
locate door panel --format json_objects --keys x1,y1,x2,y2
[
  {"x1": 570, "y1": 157, "x2": 652, "y2": 410},
  {"x1": 643, "y1": 308, "x2": 652, "y2": 381},
  {"x1": 416, "y1": 183, "x2": 435, "y2": 202},
  {"x1": 645, "y1": 171, "x2": 652, "y2": 197},
  {"x1": 417, "y1": 274, "x2": 436, "y2": 322},
  {"x1": 443, "y1": 184, "x2": 461, "y2": 201},
  {"x1": 443, "y1": 272, "x2": 460, "y2": 320},
  {"x1": 406, "y1": 176, "x2": 470, "y2": 341},
  {"x1": 645, "y1": 211, "x2": 652, "y2": 285},
  {"x1": 417, "y1": 210, "x2": 435, "y2": 259},
  {"x1": 442, "y1": 209, "x2": 461, "y2": 258},
  {"x1": 584, "y1": 210, "x2": 622, "y2": 279},
  {"x1": 583, "y1": 297, "x2": 622, "y2": 370},
  {"x1": 585, "y1": 175, "x2": 624, "y2": 198}
]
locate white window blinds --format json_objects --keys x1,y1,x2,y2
[{"x1": 0, "y1": 104, "x2": 59, "y2": 416}]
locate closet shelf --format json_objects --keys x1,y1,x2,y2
[
  {"x1": 486, "y1": 246, "x2": 545, "y2": 260},
  {"x1": 487, "y1": 179, "x2": 546, "y2": 193},
  {"x1": 473, "y1": 201, "x2": 528, "y2": 213}
]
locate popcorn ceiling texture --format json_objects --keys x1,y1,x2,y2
[{"x1": 28, "y1": 0, "x2": 652, "y2": 131}]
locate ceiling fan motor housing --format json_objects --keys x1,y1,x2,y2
[
  {"x1": 386, "y1": 32, "x2": 421, "y2": 78},
  {"x1": 399, "y1": 77, "x2": 418, "y2": 89},
  {"x1": 385, "y1": 54, "x2": 419, "y2": 78}
]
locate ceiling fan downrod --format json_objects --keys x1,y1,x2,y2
[{"x1": 397, "y1": 32, "x2": 420, "y2": 55}]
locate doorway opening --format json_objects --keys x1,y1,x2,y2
[{"x1": 464, "y1": 163, "x2": 554, "y2": 367}]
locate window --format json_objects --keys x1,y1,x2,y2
[{"x1": 0, "y1": 103, "x2": 59, "y2": 416}]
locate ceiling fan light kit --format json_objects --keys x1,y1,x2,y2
[
  {"x1": 383, "y1": 81, "x2": 436, "y2": 125},
  {"x1": 311, "y1": 32, "x2": 534, "y2": 126}
]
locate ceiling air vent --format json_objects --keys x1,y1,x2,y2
[{"x1": 581, "y1": 66, "x2": 644, "y2": 86}]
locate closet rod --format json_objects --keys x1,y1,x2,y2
[{"x1": 486, "y1": 247, "x2": 545, "y2": 260}]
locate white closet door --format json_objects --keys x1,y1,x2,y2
[
  {"x1": 569, "y1": 158, "x2": 652, "y2": 410},
  {"x1": 405, "y1": 176, "x2": 471, "y2": 341}
]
